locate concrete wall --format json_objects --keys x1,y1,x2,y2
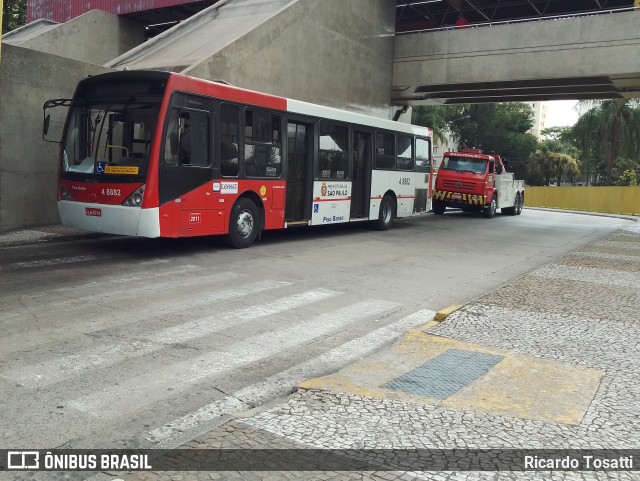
[
  {"x1": 186, "y1": 0, "x2": 396, "y2": 117},
  {"x1": 7, "y1": 10, "x2": 145, "y2": 65},
  {"x1": 0, "y1": 44, "x2": 112, "y2": 233}
]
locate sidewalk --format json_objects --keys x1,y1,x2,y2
[
  {"x1": 98, "y1": 222, "x2": 640, "y2": 480},
  {"x1": 0, "y1": 224, "x2": 97, "y2": 246}
]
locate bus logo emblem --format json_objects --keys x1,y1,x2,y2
[{"x1": 321, "y1": 183, "x2": 327, "y2": 197}]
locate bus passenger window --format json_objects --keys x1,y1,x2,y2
[
  {"x1": 164, "y1": 109, "x2": 210, "y2": 167},
  {"x1": 415, "y1": 138, "x2": 431, "y2": 170},
  {"x1": 164, "y1": 109, "x2": 180, "y2": 166},
  {"x1": 319, "y1": 123, "x2": 349, "y2": 180},
  {"x1": 397, "y1": 135, "x2": 414, "y2": 171},
  {"x1": 220, "y1": 104, "x2": 239, "y2": 177},
  {"x1": 244, "y1": 109, "x2": 281, "y2": 178},
  {"x1": 375, "y1": 132, "x2": 395, "y2": 170}
]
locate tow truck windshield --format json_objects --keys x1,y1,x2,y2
[{"x1": 440, "y1": 156, "x2": 487, "y2": 174}]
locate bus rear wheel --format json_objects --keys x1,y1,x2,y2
[
  {"x1": 376, "y1": 195, "x2": 396, "y2": 230},
  {"x1": 432, "y1": 200, "x2": 446, "y2": 215},
  {"x1": 227, "y1": 198, "x2": 259, "y2": 248}
]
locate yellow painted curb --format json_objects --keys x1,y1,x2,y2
[{"x1": 434, "y1": 305, "x2": 462, "y2": 322}]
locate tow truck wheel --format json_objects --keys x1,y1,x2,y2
[
  {"x1": 516, "y1": 193, "x2": 524, "y2": 215},
  {"x1": 502, "y1": 193, "x2": 518, "y2": 216},
  {"x1": 483, "y1": 196, "x2": 497, "y2": 218},
  {"x1": 376, "y1": 194, "x2": 396, "y2": 230},
  {"x1": 432, "y1": 200, "x2": 446, "y2": 215}
]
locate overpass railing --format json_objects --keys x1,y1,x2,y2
[{"x1": 397, "y1": 7, "x2": 637, "y2": 35}]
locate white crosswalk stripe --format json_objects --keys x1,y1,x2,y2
[
  {"x1": 0, "y1": 277, "x2": 291, "y2": 354},
  {"x1": 2, "y1": 285, "x2": 328, "y2": 387},
  {"x1": 66, "y1": 292, "x2": 404, "y2": 419},
  {"x1": 147, "y1": 308, "x2": 434, "y2": 447}
]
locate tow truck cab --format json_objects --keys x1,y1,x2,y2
[{"x1": 432, "y1": 148, "x2": 524, "y2": 218}]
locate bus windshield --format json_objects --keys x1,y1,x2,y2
[
  {"x1": 62, "y1": 98, "x2": 161, "y2": 182},
  {"x1": 440, "y1": 156, "x2": 487, "y2": 174}
]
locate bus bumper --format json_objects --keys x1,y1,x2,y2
[{"x1": 58, "y1": 201, "x2": 160, "y2": 237}]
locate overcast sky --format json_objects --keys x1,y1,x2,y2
[{"x1": 546, "y1": 100, "x2": 580, "y2": 127}]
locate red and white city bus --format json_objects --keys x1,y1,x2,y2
[{"x1": 45, "y1": 71, "x2": 433, "y2": 248}]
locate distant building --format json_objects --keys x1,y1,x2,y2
[
  {"x1": 27, "y1": 0, "x2": 213, "y2": 23},
  {"x1": 527, "y1": 101, "x2": 548, "y2": 139},
  {"x1": 432, "y1": 130, "x2": 458, "y2": 167}
]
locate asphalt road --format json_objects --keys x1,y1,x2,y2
[{"x1": 0, "y1": 209, "x2": 630, "y2": 457}]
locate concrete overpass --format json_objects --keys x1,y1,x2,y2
[{"x1": 393, "y1": 9, "x2": 640, "y2": 105}]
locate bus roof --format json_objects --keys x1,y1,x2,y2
[{"x1": 76, "y1": 70, "x2": 431, "y2": 138}]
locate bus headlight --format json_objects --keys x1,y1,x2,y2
[{"x1": 123, "y1": 185, "x2": 145, "y2": 207}]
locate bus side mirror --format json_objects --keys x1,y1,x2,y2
[
  {"x1": 43, "y1": 115, "x2": 51, "y2": 137},
  {"x1": 496, "y1": 164, "x2": 503, "y2": 174},
  {"x1": 42, "y1": 98, "x2": 71, "y2": 143}
]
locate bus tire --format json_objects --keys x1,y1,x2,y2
[
  {"x1": 432, "y1": 200, "x2": 446, "y2": 215},
  {"x1": 483, "y1": 196, "x2": 497, "y2": 218},
  {"x1": 227, "y1": 198, "x2": 259, "y2": 248},
  {"x1": 376, "y1": 195, "x2": 396, "y2": 231}
]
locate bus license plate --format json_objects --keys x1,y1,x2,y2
[
  {"x1": 451, "y1": 193, "x2": 462, "y2": 200},
  {"x1": 85, "y1": 208, "x2": 102, "y2": 217}
]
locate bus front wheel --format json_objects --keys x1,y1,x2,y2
[{"x1": 227, "y1": 198, "x2": 259, "y2": 248}]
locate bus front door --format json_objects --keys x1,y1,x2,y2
[
  {"x1": 285, "y1": 122, "x2": 312, "y2": 223},
  {"x1": 351, "y1": 131, "x2": 372, "y2": 219}
]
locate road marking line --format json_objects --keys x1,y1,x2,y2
[
  {"x1": 9, "y1": 255, "x2": 99, "y2": 269},
  {"x1": 147, "y1": 308, "x2": 434, "y2": 447},
  {"x1": 1, "y1": 280, "x2": 294, "y2": 387},
  {"x1": 67, "y1": 293, "x2": 397, "y2": 418},
  {"x1": 0, "y1": 263, "x2": 201, "y2": 314},
  {"x1": 0, "y1": 277, "x2": 290, "y2": 355}
]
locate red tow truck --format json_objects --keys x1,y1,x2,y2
[{"x1": 432, "y1": 148, "x2": 524, "y2": 218}]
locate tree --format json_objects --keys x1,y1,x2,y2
[
  {"x1": 412, "y1": 105, "x2": 463, "y2": 146},
  {"x1": 572, "y1": 100, "x2": 640, "y2": 185},
  {"x1": 2, "y1": 0, "x2": 27, "y2": 33},
  {"x1": 528, "y1": 149, "x2": 554, "y2": 186},
  {"x1": 446, "y1": 103, "x2": 538, "y2": 180},
  {"x1": 527, "y1": 134, "x2": 581, "y2": 185}
]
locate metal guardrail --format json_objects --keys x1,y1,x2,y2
[{"x1": 397, "y1": 7, "x2": 637, "y2": 35}]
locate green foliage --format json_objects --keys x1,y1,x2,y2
[
  {"x1": 618, "y1": 169, "x2": 638, "y2": 186},
  {"x1": 445, "y1": 103, "x2": 537, "y2": 180},
  {"x1": 2, "y1": 0, "x2": 27, "y2": 34},
  {"x1": 411, "y1": 105, "x2": 463, "y2": 145},
  {"x1": 527, "y1": 148, "x2": 580, "y2": 186},
  {"x1": 571, "y1": 100, "x2": 640, "y2": 185}
]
